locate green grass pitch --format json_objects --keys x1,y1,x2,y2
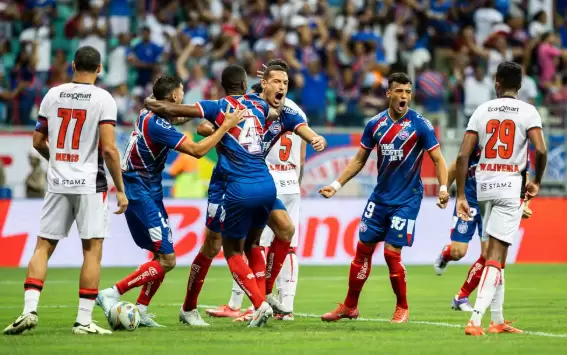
[{"x1": 1, "y1": 265, "x2": 566, "y2": 354}]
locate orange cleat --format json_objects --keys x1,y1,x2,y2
[
  {"x1": 391, "y1": 306, "x2": 409, "y2": 323},
  {"x1": 232, "y1": 309, "x2": 254, "y2": 322},
  {"x1": 465, "y1": 321, "x2": 485, "y2": 336},
  {"x1": 274, "y1": 313, "x2": 294, "y2": 321},
  {"x1": 488, "y1": 320, "x2": 523, "y2": 334},
  {"x1": 321, "y1": 303, "x2": 359, "y2": 322},
  {"x1": 205, "y1": 305, "x2": 241, "y2": 318}
]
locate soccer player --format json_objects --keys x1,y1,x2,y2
[
  {"x1": 319, "y1": 72, "x2": 450, "y2": 323},
  {"x1": 456, "y1": 61, "x2": 547, "y2": 336},
  {"x1": 4, "y1": 46, "x2": 127, "y2": 335},
  {"x1": 433, "y1": 156, "x2": 533, "y2": 312},
  {"x1": 95, "y1": 75, "x2": 245, "y2": 327}
]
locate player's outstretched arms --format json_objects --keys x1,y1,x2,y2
[
  {"x1": 428, "y1": 147, "x2": 449, "y2": 209},
  {"x1": 319, "y1": 147, "x2": 371, "y2": 198},
  {"x1": 525, "y1": 127, "x2": 547, "y2": 201},
  {"x1": 296, "y1": 125, "x2": 327, "y2": 152},
  {"x1": 144, "y1": 95, "x2": 203, "y2": 118},
  {"x1": 100, "y1": 124, "x2": 128, "y2": 214},
  {"x1": 176, "y1": 106, "x2": 246, "y2": 159},
  {"x1": 197, "y1": 121, "x2": 215, "y2": 137},
  {"x1": 455, "y1": 133, "x2": 477, "y2": 220},
  {"x1": 32, "y1": 131, "x2": 50, "y2": 161}
]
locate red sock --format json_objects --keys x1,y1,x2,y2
[
  {"x1": 441, "y1": 244, "x2": 452, "y2": 262},
  {"x1": 344, "y1": 242, "x2": 375, "y2": 308},
  {"x1": 384, "y1": 249, "x2": 408, "y2": 309},
  {"x1": 246, "y1": 247, "x2": 266, "y2": 294},
  {"x1": 136, "y1": 274, "x2": 165, "y2": 307},
  {"x1": 457, "y1": 255, "x2": 486, "y2": 299},
  {"x1": 227, "y1": 254, "x2": 265, "y2": 309},
  {"x1": 265, "y1": 237, "x2": 291, "y2": 294},
  {"x1": 182, "y1": 252, "x2": 213, "y2": 311},
  {"x1": 115, "y1": 260, "x2": 165, "y2": 295},
  {"x1": 24, "y1": 278, "x2": 44, "y2": 292}
]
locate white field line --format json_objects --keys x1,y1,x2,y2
[{"x1": 0, "y1": 302, "x2": 565, "y2": 339}]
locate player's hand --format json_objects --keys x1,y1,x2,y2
[
  {"x1": 524, "y1": 181, "x2": 540, "y2": 201},
  {"x1": 522, "y1": 204, "x2": 533, "y2": 219},
  {"x1": 319, "y1": 185, "x2": 336, "y2": 199},
  {"x1": 456, "y1": 197, "x2": 472, "y2": 221},
  {"x1": 256, "y1": 64, "x2": 268, "y2": 79},
  {"x1": 114, "y1": 192, "x2": 128, "y2": 214},
  {"x1": 222, "y1": 105, "x2": 247, "y2": 129},
  {"x1": 436, "y1": 190, "x2": 450, "y2": 209},
  {"x1": 311, "y1": 135, "x2": 327, "y2": 152}
]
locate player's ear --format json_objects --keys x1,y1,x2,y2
[
  {"x1": 96, "y1": 64, "x2": 101, "y2": 74},
  {"x1": 386, "y1": 88, "x2": 391, "y2": 99},
  {"x1": 72, "y1": 61, "x2": 76, "y2": 72}
]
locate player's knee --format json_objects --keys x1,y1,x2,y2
[
  {"x1": 35, "y1": 237, "x2": 58, "y2": 258},
  {"x1": 277, "y1": 223, "x2": 295, "y2": 242},
  {"x1": 450, "y1": 248, "x2": 466, "y2": 260},
  {"x1": 201, "y1": 232, "x2": 222, "y2": 258},
  {"x1": 158, "y1": 254, "x2": 176, "y2": 271}
]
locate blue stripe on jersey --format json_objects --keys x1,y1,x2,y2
[
  {"x1": 465, "y1": 147, "x2": 481, "y2": 205},
  {"x1": 262, "y1": 104, "x2": 307, "y2": 156}
]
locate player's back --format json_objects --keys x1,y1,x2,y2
[
  {"x1": 467, "y1": 98, "x2": 541, "y2": 201},
  {"x1": 40, "y1": 82, "x2": 116, "y2": 194}
]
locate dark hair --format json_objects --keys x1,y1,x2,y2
[
  {"x1": 264, "y1": 59, "x2": 289, "y2": 72},
  {"x1": 388, "y1": 72, "x2": 412, "y2": 88},
  {"x1": 495, "y1": 61, "x2": 522, "y2": 91},
  {"x1": 221, "y1": 64, "x2": 247, "y2": 94},
  {"x1": 250, "y1": 83, "x2": 263, "y2": 94},
  {"x1": 153, "y1": 75, "x2": 183, "y2": 100},
  {"x1": 73, "y1": 46, "x2": 101, "y2": 73},
  {"x1": 262, "y1": 65, "x2": 287, "y2": 80}
]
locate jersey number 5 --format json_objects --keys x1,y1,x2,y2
[
  {"x1": 57, "y1": 108, "x2": 87, "y2": 150},
  {"x1": 279, "y1": 132, "x2": 292, "y2": 162},
  {"x1": 485, "y1": 119, "x2": 515, "y2": 159}
]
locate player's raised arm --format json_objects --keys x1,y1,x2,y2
[
  {"x1": 295, "y1": 125, "x2": 327, "y2": 152},
  {"x1": 144, "y1": 95, "x2": 203, "y2": 118}
]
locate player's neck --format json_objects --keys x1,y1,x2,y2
[
  {"x1": 72, "y1": 73, "x2": 96, "y2": 85},
  {"x1": 498, "y1": 91, "x2": 517, "y2": 99},
  {"x1": 388, "y1": 107, "x2": 408, "y2": 122}
]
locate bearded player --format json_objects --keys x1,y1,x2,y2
[
  {"x1": 319, "y1": 72, "x2": 449, "y2": 323},
  {"x1": 457, "y1": 61, "x2": 547, "y2": 335}
]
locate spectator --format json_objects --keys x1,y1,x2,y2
[
  {"x1": 106, "y1": 32, "x2": 130, "y2": 88},
  {"x1": 474, "y1": 1, "x2": 504, "y2": 45},
  {"x1": 25, "y1": 149, "x2": 46, "y2": 198},
  {"x1": 78, "y1": 0, "x2": 109, "y2": 75},
  {"x1": 463, "y1": 64, "x2": 492, "y2": 118},
  {"x1": 0, "y1": 0, "x2": 20, "y2": 40},
  {"x1": 9, "y1": 51, "x2": 36, "y2": 126},
  {"x1": 109, "y1": 0, "x2": 132, "y2": 36},
  {"x1": 47, "y1": 49, "x2": 71, "y2": 87},
  {"x1": 537, "y1": 32, "x2": 566, "y2": 91},
  {"x1": 19, "y1": 9, "x2": 52, "y2": 86},
  {"x1": 529, "y1": 10, "x2": 549, "y2": 39},
  {"x1": 129, "y1": 27, "x2": 162, "y2": 91},
  {"x1": 335, "y1": 67, "x2": 362, "y2": 127},
  {"x1": 299, "y1": 58, "x2": 328, "y2": 126},
  {"x1": 334, "y1": 1, "x2": 358, "y2": 38},
  {"x1": 143, "y1": 8, "x2": 176, "y2": 52},
  {"x1": 518, "y1": 65, "x2": 538, "y2": 104},
  {"x1": 415, "y1": 60, "x2": 446, "y2": 124},
  {"x1": 113, "y1": 83, "x2": 134, "y2": 125}
]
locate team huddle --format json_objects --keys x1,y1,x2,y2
[{"x1": 4, "y1": 46, "x2": 547, "y2": 336}]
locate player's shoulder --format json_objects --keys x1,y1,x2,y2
[
  {"x1": 407, "y1": 108, "x2": 434, "y2": 130},
  {"x1": 283, "y1": 98, "x2": 307, "y2": 121},
  {"x1": 366, "y1": 109, "x2": 388, "y2": 125},
  {"x1": 92, "y1": 85, "x2": 115, "y2": 103}
]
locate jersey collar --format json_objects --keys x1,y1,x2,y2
[{"x1": 72, "y1": 81, "x2": 93, "y2": 85}]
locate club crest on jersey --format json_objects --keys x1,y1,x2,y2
[
  {"x1": 398, "y1": 129, "x2": 410, "y2": 140},
  {"x1": 269, "y1": 121, "x2": 282, "y2": 135}
]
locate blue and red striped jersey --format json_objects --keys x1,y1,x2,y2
[
  {"x1": 121, "y1": 109, "x2": 186, "y2": 200},
  {"x1": 361, "y1": 108, "x2": 440, "y2": 206}
]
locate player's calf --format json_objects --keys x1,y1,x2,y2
[
  {"x1": 76, "y1": 239, "x2": 104, "y2": 330},
  {"x1": 265, "y1": 210, "x2": 294, "y2": 297}
]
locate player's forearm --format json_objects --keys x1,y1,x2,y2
[
  {"x1": 185, "y1": 125, "x2": 229, "y2": 158},
  {"x1": 533, "y1": 149, "x2": 548, "y2": 185},
  {"x1": 145, "y1": 98, "x2": 201, "y2": 118},
  {"x1": 446, "y1": 160, "x2": 457, "y2": 188},
  {"x1": 434, "y1": 155, "x2": 448, "y2": 187},
  {"x1": 103, "y1": 147, "x2": 125, "y2": 193},
  {"x1": 337, "y1": 159, "x2": 365, "y2": 186},
  {"x1": 170, "y1": 117, "x2": 193, "y2": 125},
  {"x1": 455, "y1": 154, "x2": 469, "y2": 199},
  {"x1": 33, "y1": 141, "x2": 50, "y2": 161}
]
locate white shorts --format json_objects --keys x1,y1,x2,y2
[
  {"x1": 260, "y1": 193, "x2": 300, "y2": 248},
  {"x1": 479, "y1": 198, "x2": 523, "y2": 245},
  {"x1": 39, "y1": 192, "x2": 109, "y2": 240}
]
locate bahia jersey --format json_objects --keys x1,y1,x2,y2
[
  {"x1": 35, "y1": 82, "x2": 117, "y2": 194},
  {"x1": 121, "y1": 109, "x2": 187, "y2": 200},
  {"x1": 196, "y1": 94, "x2": 271, "y2": 183},
  {"x1": 464, "y1": 146, "x2": 481, "y2": 206},
  {"x1": 361, "y1": 108, "x2": 440, "y2": 205},
  {"x1": 263, "y1": 98, "x2": 307, "y2": 195}
]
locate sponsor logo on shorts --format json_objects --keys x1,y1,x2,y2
[
  {"x1": 481, "y1": 181, "x2": 513, "y2": 191},
  {"x1": 61, "y1": 179, "x2": 86, "y2": 186},
  {"x1": 359, "y1": 220, "x2": 368, "y2": 233},
  {"x1": 53, "y1": 178, "x2": 60, "y2": 185},
  {"x1": 127, "y1": 267, "x2": 158, "y2": 287},
  {"x1": 457, "y1": 221, "x2": 469, "y2": 234},
  {"x1": 480, "y1": 183, "x2": 487, "y2": 192}
]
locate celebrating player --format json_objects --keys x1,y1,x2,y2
[
  {"x1": 319, "y1": 72, "x2": 449, "y2": 323},
  {"x1": 432, "y1": 156, "x2": 533, "y2": 311},
  {"x1": 456, "y1": 62, "x2": 547, "y2": 336},
  {"x1": 4, "y1": 46, "x2": 127, "y2": 335},
  {"x1": 95, "y1": 75, "x2": 246, "y2": 327}
]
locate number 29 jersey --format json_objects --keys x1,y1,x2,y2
[
  {"x1": 35, "y1": 82, "x2": 117, "y2": 194},
  {"x1": 466, "y1": 97, "x2": 542, "y2": 201}
]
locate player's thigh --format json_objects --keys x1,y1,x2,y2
[
  {"x1": 205, "y1": 178, "x2": 226, "y2": 234},
  {"x1": 484, "y1": 198, "x2": 523, "y2": 245},
  {"x1": 38, "y1": 192, "x2": 74, "y2": 240},
  {"x1": 384, "y1": 200, "x2": 420, "y2": 248},
  {"x1": 358, "y1": 198, "x2": 388, "y2": 244},
  {"x1": 281, "y1": 193, "x2": 301, "y2": 247},
  {"x1": 75, "y1": 192, "x2": 109, "y2": 240},
  {"x1": 125, "y1": 198, "x2": 174, "y2": 254}
]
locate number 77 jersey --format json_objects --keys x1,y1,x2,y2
[
  {"x1": 35, "y1": 82, "x2": 117, "y2": 194},
  {"x1": 466, "y1": 97, "x2": 542, "y2": 201}
]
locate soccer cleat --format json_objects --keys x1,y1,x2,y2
[
  {"x1": 205, "y1": 304, "x2": 241, "y2": 318},
  {"x1": 139, "y1": 312, "x2": 165, "y2": 328},
  {"x1": 247, "y1": 302, "x2": 273, "y2": 327},
  {"x1": 433, "y1": 251, "x2": 448, "y2": 276},
  {"x1": 72, "y1": 322, "x2": 112, "y2": 335},
  {"x1": 266, "y1": 293, "x2": 292, "y2": 315},
  {"x1": 321, "y1": 303, "x2": 359, "y2": 322},
  {"x1": 465, "y1": 321, "x2": 484, "y2": 336},
  {"x1": 487, "y1": 321, "x2": 523, "y2": 334},
  {"x1": 3, "y1": 312, "x2": 38, "y2": 335},
  {"x1": 96, "y1": 287, "x2": 120, "y2": 318},
  {"x1": 274, "y1": 313, "x2": 294, "y2": 321},
  {"x1": 233, "y1": 309, "x2": 254, "y2": 322},
  {"x1": 452, "y1": 295, "x2": 473, "y2": 312},
  {"x1": 179, "y1": 308, "x2": 210, "y2": 326},
  {"x1": 391, "y1": 306, "x2": 409, "y2": 323}
]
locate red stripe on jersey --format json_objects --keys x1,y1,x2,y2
[
  {"x1": 228, "y1": 126, "x2": 242, "y2": 141},
  {"x1": 225, "y1": 96, "x2": 245, "y2": 110},
  {"x1": 129, "y1": 141, "x2": 144, "y2": 170},
  {"x1": 214, "y1": 111, "x2": 225, "y2": 126},
  {"x1": 174, "y1": 135, "x2": 187, "y2": 151},
  {"x1": 379, "y1": 122, "x2": 404, "y2": 145},
  {"x1": 142, "y1": 114, "x2": 162, "y2": 157},
  {"x1": 400, "y1": 132, "x2": 419, "y2": 163},
  {"x1": 244, "y1": 94, "x2": 265, "y2": 115},
  {"x1": 372, "y1": 117, "x2": 387, "y2": 136}
]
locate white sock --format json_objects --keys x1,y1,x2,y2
[
  {"x1": 276, "y1": 252, "x2": 299, "y2": 311},
  {"x1": 110, "y1": 285, "x2": 120, "y2": 297},
  {"x1": 137, "y1": 304, "x2": 148, "y2": 315},
  {"x1": 23, "y1": 290, "x2": 41, "y2": 314},
  {"x1": 228, "y1": 279, "x2": 245, "y2": 310},
  {"x1": 490, "y1": 268, "x2": 505, "y2": 324},
  {"x1": 470, "y1": 265, "x2": 501, "y2": 326},
  {"x1": 76, "y1": 298, "x2": 95, "y2": 325}
]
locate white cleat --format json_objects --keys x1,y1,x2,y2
[
  {"x1": 266, "y1": 293, "x2": 292, "y2": 315},
  {"x1": 72, "y1": 322, "x2": 112, "y2": 335},
  {"x1": 179, "y1": 308, "x2": 210, "y2": 326},
  {"x1": 139, "y1": 312, "x2": 165, "y2": 328},
  {"x1": 4, "y1": 312, "x2": 38, "y2": 335},
  {"x1": 433, "y1": 252, "x2": 448, "y2": 276},
  {"x1": 96, "y1": 287, "x2": 120, "y2": 318},
  {"x1": 247, "y1": 302, "x2": 273, "y2": 328},
  {"x1": 451, "y1": 295, "x2": 474, "y2": 312}
]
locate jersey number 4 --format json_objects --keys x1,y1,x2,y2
[
  {"x1": 279, "y1": 132, "x2": 292, "y2": 162},
  {"x1": 485, "y1": 119, "x2": 515, "y2": 159},
  {"x1": 57, "y1": 108, "x2": 86, "y2": 150}
]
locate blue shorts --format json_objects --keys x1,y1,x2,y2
[
  {"x1": 125, "y1": 197, "x2": 174, "y2": 254},
  {"x1": 358, "y1": 195, "x2": 420, "y2": 247},
  {"x1": 450, "y1": 203, "x2": 483, "y2": 243},
  {"x1": 205, "y1": 177, "x2": 227, "y2": 233},
  {"x1": 221, "y1": 179, "x2": 277, "y2": 239}
]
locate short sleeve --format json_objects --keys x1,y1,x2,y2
[
  {"x1": 196, "y1": 100, "x2": 220, "y2": 123},
  {"x1": 417, "y1": 118, "x2": 440, "y2": 151},
  {"x1": 527, "y1": 107, "x2": 543, "y2": 131},
  {"x1": 360, "y1": 119, "x2": 377, "y2": 150},
  {"x1": 282, "y1": 109, "x2": 307, "y2": 132},
  {"x1": 38, "y1": 92, "x2": 51, "y2": 119},
  {"x1": 465, "y1": 107, "x2": 481, "y2": 134},
  {"x1": 148, "y1": 117, "x2": 187, "y2": 150},
  {"x1": 99, "y1": 94, "x2": 117, "y2": 126}
]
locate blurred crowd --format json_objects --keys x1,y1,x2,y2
[{"x1": 0, "y1": 0, "x2": 566, "y2": 129}]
